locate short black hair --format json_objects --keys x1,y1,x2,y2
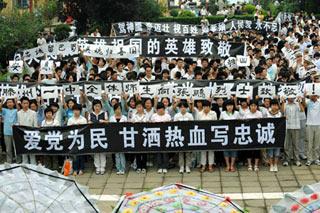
[
  {"x1": 92, "y1": 99, "x2": 102, "y2": 110},
  {"x1": 178, "y1": 101, "x2": 189, "y2": 108},
  {"x1": 20, "y1": 97, "x2": 30, "y2": 103},
  {"x1": 156, "y1": 102, "x2": 165, "y2": 110},
  {"x1": 72, "y1": 104, "x2": 82, "y2": 111},
  {"x1": 44, "y1": 107, "x2": 53, "y2": 115}
]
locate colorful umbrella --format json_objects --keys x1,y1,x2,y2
[
  {"x1": 271, "y1": 182, "x2": 320, "y2": 213},
  {"x1": 0, "y1": 164, "x2": 99, "y2": 213},
  {"x1": 113, "y1": 183, "x2": 244, "y2": 213}
]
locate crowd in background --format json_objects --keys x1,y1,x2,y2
[{"x1": 0, "y1": 12, "x2": 320, "y2": 176}]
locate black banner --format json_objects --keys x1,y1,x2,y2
[
  {"x1": 111, "y1": 20, "x2": 279, "y2": 36},
  {"x1": 13, "y1": 118, "x2": 286, "y2": 155},
  {"x1": 76, "y1": 36, "x2": 245, "y2": 58}
]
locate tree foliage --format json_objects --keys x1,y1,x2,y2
[
  {"x1": 0, "y1": 0, "x2": 57, "y2": 67},
  {"x1": 62, "y1": 0, "x2": 161, "y2": 34}
]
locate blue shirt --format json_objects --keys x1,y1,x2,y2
[{"x1": 2, "y1": 108, "x2": 17, "y2": 136}]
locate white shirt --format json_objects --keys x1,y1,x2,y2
[
  {"x1": 17, "y1": 109, "x2": 38, "y2": 127},
  {"x1": 145, "y1": 108, "x2": 155, "y2": 121},
  {"x1": 170, "y1": 67, "x2": 185, "y2": 79},
  {"x1": 174, "y1": 112, "x2": 194, "y2": 121},
  {"x1": 67, "y1": 116, "x2": 87, "y2": 126},
  {"x1": 197, "y1": 111, "x2": 217, "y2": 121},
  {"x1": 131, "y1": 112, "x2": 148, "y2": 122},
  {"x1": 239, "y1": 107, "x2": 250, "y2": 119},
  {"x1": 244, "y1": 111, "x2": 263, "y2": 119},
  {"x1": 220, "y1": 111, "x2": 240, "y2": 120},
  {"x1": 41, "y1": 119, "x2": 60, "y2": 127},
  {"x1": 285, "y1": 103, "x2": 301, "y2": 129},
  {"x1": 141, "y1": 75, "x2": 155, "y2": 82},
  {"x1": 151, "y1": 113, "x2": 171, "y2": 122},
  {"x1": 306, "y1": 99, "x2": 320, "y2": 126},
  {"x1": 109, "y1": 115, "x2": 127, "y2": 123},
  {"x1": 267, "y1": 110, "x2": 282, "y2": 118}
]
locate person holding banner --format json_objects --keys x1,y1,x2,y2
[
  {"x1": 130, "y1": 101, "x2": 148, "y2": 174},
  {"x1": 220, "y1": 100, "x2": 239, "y2": 172},
  {"x1": 267, "y1": 99, "x2": 282, "y2": 172},
  {"x1": 151, "y1": 103, "x2": 171, "y2": 174},
  {"x1": 174, "y1": 101, "x2": 194, "y2": 174},
  {"x1": 198, "y1": 100, "x2": 217, "y2": 173},
  {"x1": 67, "y1": 104, "x2": 87, "y2": 176},
  {"x1": 243, "y1": 100, "x2": 263, "y2": 172},
  {"x1": 88, "y1": 99, "x2": 108, "y2": 175},
  {"x1": 17, "y1": 97, "x2": 38, "y2": 165},
  {"x1": 110, "y1": 103, "x2": 128, "y2": 175},
  {"x1": 0, "y1": 98, "x2": 18, "y2": 163}
]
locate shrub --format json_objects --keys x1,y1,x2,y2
[
  {"x1": 243, "y1": 4, "x2": 256, "y2": 15},
  {"x1": 178, "y1": 10, "x2": 196, "y2": 17},
  {"x1": 54, "y1": 24, "x2": 71, "y2": 41},
  {"x1": 170, "y1": 9, "x2": 180, "y2": 17}
]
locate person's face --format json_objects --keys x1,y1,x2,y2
[
  {"x1": 68, "y1": 75, "x2": 74, "y2": 82},
  {"x1": 271, "y1": 104, "x2": 279, "y2": 111},
  {"x1": 136, "y1": 104, "x2": 144, "y2": 113},
  {"x1": 195, "y1": 74, "x2": 202, "y2": 80},
  {"x1": 203, "y1": 105, "x2": 210, "y2": 113},
  {"x1": 93, "y1": 103, "x2": 102, "y2": 112},
  {"x1": 196, "y1": 101, "x2": 203, "y2": 109},
  {"x1": 216, "y1": 98, "x2": 223, "y2": 106},
  {"x1": 51, "y1": 106, "x2": 58, "y2": 113},
  {"x1": 98, "y1": 59, "x2": 104, "y2": 67},
  {"x1": 128, "y1": 63, "x2": 133, "y2": 70},
  {"x1": 6, "y1": 100, "x2": 14, "y2": 109},
  {"x1": 30, "y1": 103, "x2": 37, "y2": 111},
  {"x1": 311, "y1": 95, "x2": 318, "y2": 102},
  {"x1": 241, "y1": 101, "x2": 248, "y2": 108},
  {"x1": 111, "y1": 73, "x2": 118, "y2": 81},
  {"x1": 162, "y1": 98, "x2": 169, "y2": 107},
  {"x1": 162, "y1": 72, "x2": 169, "y2": 80},
  {"x1": 48, "y1": 74, "x2": 53, "y2": 79},
  {"x1": 68, "y1": 101, "x2": 75, "y2": 109},
  {"x1": 24, "y1": 77, "x2": 31, "y2": 82},
  {"x1": 114, "y1": 106, "x2": 121, "y2": 115},
  {"x1": 180, "y1": 105, "x2": 187, "y2": 114},
  {"x1": 12, "y1": 77, "x2": 19, "y2": 83},
  {"x1": 146, "y1": 68, "x2": 152, "y2": 76},
  {"x1": 22, "y1": 100, "x2": 29, "y2": 110},
  {"x1": 117, "y1": 65, "x2": 123, "y2": 71},
  {"x1": 45, "y1": 111, "x2": 53, "y2": 120},
  {"x1": 145, "y1": 100, "x2": 152, "y2": 110},
  {"x1": 130, "y1": 99, "x2": 135, "y2": 108},
  {"x1": 56, "y1": 70, "x2": 62, "y2": 77},
  {"x1": 264, "y1": 99, "x2": 271, "y2": 108},
  {"x1": 226, "y1": 104, "x2": 234, "y2": 112},
  {"x1": 250, "y1": 104, "x2": 257, "y2": 113},
  {"x1": 73, "y1": 109, "x2": 80, "y2": 117},
  {"x1": 177, "y1": 60, "x2": 184, "y2": 68},
  {"x1": 201, "y1": 60, "x2": 208, "y2": 68},
  {"x1": 111, "y1": 99, "x2": 118, "y2": 106},
  {"x1": 157, "y1": 108, "x2": 165, "y2": 115}
]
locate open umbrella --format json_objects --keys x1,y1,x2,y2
[
  {"x1": 271, "y1": 182, "x2": 320, "y2": 213},
  {"x1": 113, "y1": 183, "x2": 244, "y2": 213},
  {"x1": 0, "y1": 164, "x2": 99, "y2": 213}
]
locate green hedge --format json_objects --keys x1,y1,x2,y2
[{"x1": 156, "y1": 15, "x2": 255, "y2": 24}]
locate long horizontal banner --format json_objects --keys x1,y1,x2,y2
[
  {"x1": 0, "y1": 80, "x2": 316, "y2": 102},
  {"x1": 112, "y1": 20, "x2": 279, "y2": 36},
  {"x1": 76, "y1": 36, "x2": 245, "y2": 58},
  {"x1": 20, "y1": 36, "x2": 245, "y2": 60},
  {"x1": 13, "y1": 118, "x2": 286, "y2": 155}
]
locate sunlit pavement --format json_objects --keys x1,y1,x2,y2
[{"x1": 72, "y1": 163, "x2": 320, "y2": 212}]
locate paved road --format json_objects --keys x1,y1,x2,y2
[{"x1": 72, "y1": 163, "x2": 320, "y2": 212}]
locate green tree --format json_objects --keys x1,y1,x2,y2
[
  {"x1": 0, "y1": 0, "x2": 57, "y2": 67},
  {"x1": 62, "y1": 0, "x2": 161, "y2": 34}
]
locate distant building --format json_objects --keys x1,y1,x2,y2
[{"x1": 0, "y1": 0, "x2": 48, "y2": 14}]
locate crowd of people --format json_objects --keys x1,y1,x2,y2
[{"x1": 0, "y1": 12, "x2": 320, "y2": 177}]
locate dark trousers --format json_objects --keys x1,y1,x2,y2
[
  {"x1": 73, "y1": 156, "x2": 85, "y2": 172},
  {"x1": 157, "y1": 153, "x2": 169, "y2": 169},
  {"x1": 136, "y1": 154, "x2": 147, "y2": 169}
]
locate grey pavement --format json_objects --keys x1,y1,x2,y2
[{"x1": 72, "y1": 163, "x2": 320, "y2": 213}]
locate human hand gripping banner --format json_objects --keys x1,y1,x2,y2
[{"x1": 13, "y1": 118, "x2": 286, "y2": 155}]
